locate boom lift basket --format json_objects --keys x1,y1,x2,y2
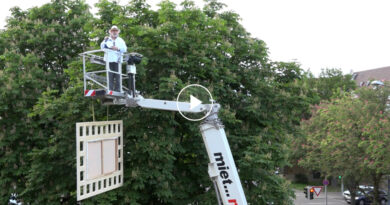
[{"x1": 79, "y1": 49, "x2": 130, "y2": 100}]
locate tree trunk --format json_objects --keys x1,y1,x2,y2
[
  {"x1": 372, "y1": 173, "x2": 383, "y2": 205},
  {"x1": 350, "y1": 191, "x2": 356, "y2": 205},
  {"x1": 347, "y1": 185, "x2": 358, "y2": 205},
  {"x1": 349, "y1": 189, "x2": 357, "y2": 204},
  {"x1": 345, "y1": 177, "x2": 360, "y2": 205}
]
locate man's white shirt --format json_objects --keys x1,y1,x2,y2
[{"x1": 100, "y1": 36, "x2": 127, "y2": 62}]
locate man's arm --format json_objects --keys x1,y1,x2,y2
[
  {"x1": 118, "y1": 38, "x2": 127, "y2": 53},
  {"x1": 100, "y1": 37, "x2": 109, "y2": 49}
]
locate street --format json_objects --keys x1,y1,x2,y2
[{"x1": 294, "y1": 190, "x2": 348, "y2": 205}]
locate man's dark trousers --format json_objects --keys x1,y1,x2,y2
[{"x1": 109, "y1": 62, "x2": 120, "y2": 92}]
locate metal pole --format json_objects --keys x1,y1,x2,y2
[
  {"x1": 212, "y1": 181, "x2": 223, "y2": 205},
  {"x1": 126, "y1": 63, "x2": 137, "y2": 97},
  {"x1": 127, "y1": 73, "x2": 132, "y2": 95},
  {"x1": 341, "y1": 177, "x2": 344, "y2": 196},
  {"x1": 106, "y1": 50, "x2": 110, "y2": 91},
  {"x1": 325, "y1": 185, "x2": 328, "y2": 205},
  {"x1": 118, "y1": 52, "x2": 122, "y2": 93},
  {"x1": 131, "y1": 74, "x2": 136, "y2": 97},
  {"x1": 83, "y1": 56, "x2": 86, "y2": 92}
]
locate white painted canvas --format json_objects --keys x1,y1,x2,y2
[
  {"x1": 102, "y1": 139, "x2": 117, "y2": 174},
  {"x1": 87, "y1": 141, "x2": 102, "y2": 179}
]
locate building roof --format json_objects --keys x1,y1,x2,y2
[{"x1": 353, "y1": 66, "x2": 390, "y2": 86}]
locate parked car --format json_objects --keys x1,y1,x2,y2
[
  {"x1": 344, "y1": 188, "x2": 387, "y2": 205},
  {"x1": 343, "y1": 185, "x2": 373, "y2": 202}
]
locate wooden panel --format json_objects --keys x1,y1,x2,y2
[{"x1": 76, "y1": 120, "x2": 123, "y2": 201}]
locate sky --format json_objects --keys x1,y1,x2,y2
[{"x1": 1, "y1": 0, "x2": 389, "y2": 76}]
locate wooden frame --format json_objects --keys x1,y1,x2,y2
[{"x1": 76, "y1": 121, "x2": 123, "y2": 201}]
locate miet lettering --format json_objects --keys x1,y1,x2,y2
[{"x1": 214, "y1": 152, "x2": 235, "y2": 199}]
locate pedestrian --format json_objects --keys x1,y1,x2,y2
[{"x1": 100, "y1": 25, "x2": 127, "y2": 92}]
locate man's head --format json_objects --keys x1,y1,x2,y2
[{"x1": 109, "y1": 25, "x2": 120, "y2": 38}]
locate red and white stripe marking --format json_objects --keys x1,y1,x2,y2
[
  {"x1": 84, "y1": 90, "x2": 96, "y2": 97},
  {"x1": 108, "y1": 91, "x2": 113, "y2": 95}
]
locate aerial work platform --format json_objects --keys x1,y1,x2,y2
[
  {"x1": 78, "y1": 49, "x2": 248, "y2": 204},
  {"x1": 79, "y1": 49, "x2": 140, "y2": 102}
]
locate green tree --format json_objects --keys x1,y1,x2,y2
[
  {"x1": 1, "y1": 0, "x2": 315, "y2": 204},
  {"x1": 0, "y1": 0, "x2": 92, "y2": 203},
  {"x1": 300, "y1": 86, "x2": 390, "y2": 205},
  {"x1": 308, "y1": 68, "x2": 356, "y2": 102},
  {"x1": 357, "y1": 87, "x2": 390, "y2": 205},
  {"x1": 299, "y1": 96, "x2": 365, "y2": 205},
  {"x1": 288, "y1": 68, "x2": 356, "y2": 172}
]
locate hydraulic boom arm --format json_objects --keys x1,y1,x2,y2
[{"x1": 133, "y1": 99, "x2": 248, "y2": 205}]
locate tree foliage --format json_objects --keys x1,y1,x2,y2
[
  {"x1": 0, "y1": 0, "x2": 315, "y2": 204},
  {"x1": 288, "y1": 68, "x2": 356, "y2": 163},
  {"x1": 0, "y1": 0, "x2": 91, "y2": 203},
  {"x1": 299, "y1": 86, "x2": 390, "y2": 205},
  {"x1": 305, "y1": 68, "x2": 356, "y2": 102}
]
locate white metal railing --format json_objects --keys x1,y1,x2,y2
[{"x1": 80, "y1": 49, "x2": 130, "y2": 95}]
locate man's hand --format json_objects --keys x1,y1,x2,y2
[{"x1": 111, "y1": 46, "x2": 119, "y2": 51}]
